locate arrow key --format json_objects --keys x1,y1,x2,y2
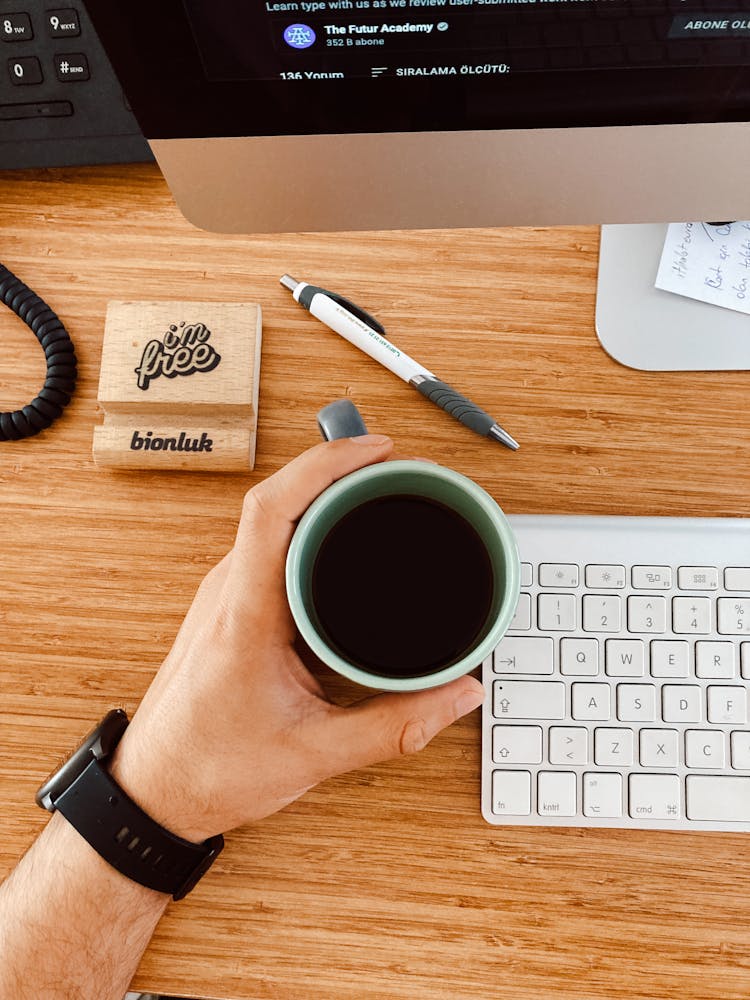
[{"x1": 492, "y1": 725, "x2": 543, "y2": 764}]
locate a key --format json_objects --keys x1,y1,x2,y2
[
  {"x1": 707, "y1": 686, "x2": 747, "y2": 725},
  {"x1": 520, "y1": 562, "x2": 533, "y2": 587},
  {"x1": 583, "y1": 772, "x2": 622, "y2": 818},
  {"x1": 572, "y1": 683, "x2": 611, "y2": 721},
  {"x1": 725, "y1": 567, "x2": 750, "y2": 592},
  {"x1": 730, "y1": 732, "x2": 750, "y2": 770},
  {"x1": 585, "y1": 564, "x2": 626, "y2": 589},
  {"x1": 582, "y1": 595, "x2": 622, "y2": 633},
  {"x1": 678, "y1": 566, "x2": 719, "y2": 591},
  {"x1": 617, "y1": 683, "x2": 656, "y2": 722},
  {"x1": 493, "y1": 680, "x2": 565, "y2": 719},
  {"x1": 538, "y1": 771, "x2": 576, "y2": 817},
  {"x1": 538, "y1": 593, "x2": 576, "y2": 631},
  {"x1": 605, "y1": 639, "x2": 645, "y2": 677},
  {"x1": 650, "y1": 640, "x2": 690, "y2": 678},
  {"x1": 560, "y1": 637, "x2": 599, "y2": 676},
  {"x1": 594, "y1": 727, "x2": 634, "y2": 766},
  {"x1": 627, "y1": 596, "x2": 667, "y2": 634},
  {"x1": 685, "y1": 729, "x2": 725, "y2": 768},
  {"x1": 509, "y1": 593, "x2": 532, "y2": 631},
  {"x1": 686, "y1": 775, "x2": 750, "y2": 822},
  {"x1": 695, "y1": 641, "x2": 735, "y2": 678},
  {"x1": 493, "y1": 637, "x2": 554, "y2": 675},
  {"x1": 629, "y1": 773, "x2": 681, "y2": 820},
  {"x1": 491, "y1": 770, "x2": 531, "y2": 815},
  {"x1": 717, "y1": 598, "x2": 750, "y2": 636},
  {"x1": 742, "y1": 643, "x2": 749, "y2": 679},
  {"x1": 662, "y1": 685, "x2": 702, "y2": 723},
  {"x1": 632, "y1": 565, "x2": 672, "y2": 590},
  {"x1": 492, "y1": 725, "x2": 543, "y2": 764},
  {"x1": 672, "y1": 597, "x2": 711, "y2": 634},
  {"x1": 549, "y1": 726, "x2": 588, "y2": 765},
  {"x1": 639, "y1": 728, "x2": 679, "y2": 767},
  {"x1": 538, "y1": 563, "x2": 579, "y2": 587}
]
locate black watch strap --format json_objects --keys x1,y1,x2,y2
[{"x1": 54, "y1": 758, "x2": 223, "y2": 901}]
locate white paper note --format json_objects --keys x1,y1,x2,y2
[{"x1": 655, "y1": 221, "x2": 750, "y2": 316}]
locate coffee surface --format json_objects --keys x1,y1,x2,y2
[{"x1": 311, "y1": 494, "x2": 494, "y2": 678}]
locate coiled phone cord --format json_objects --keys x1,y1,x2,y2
[{"x1": 0, "y1": 262, "x2": 77, "y2": 440}]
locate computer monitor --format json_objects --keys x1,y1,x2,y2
[{"x1": 86, "y1": 0, "x2": 750, "y2": 368}]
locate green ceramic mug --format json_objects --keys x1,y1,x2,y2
[{"x1": 285, "y1": 401, "x2": 520, "y2": 691}]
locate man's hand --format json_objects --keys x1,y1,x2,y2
[{"x1": 111, "y1": 434, "x2": 485, "y2": 842}]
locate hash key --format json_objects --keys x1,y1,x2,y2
[{"x1": 54, "y1": 53, "x2": 89, "y2": 81}]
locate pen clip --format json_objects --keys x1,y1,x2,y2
[{"x1": 323, "y1": 290, "x2": 387, "y2": 337}]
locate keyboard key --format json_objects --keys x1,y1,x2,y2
[
  {"x1": 686, "y1": 775, "x2": 750, "y2": 822},
  {"x1": 0, "y1": 100, "x2": 72, "y2": 120},
  {"x1": 605, "y1": 639, "x2": 645, "y2": 677},
  {"x1": 520, "y1": 562, "x2": 533, "y2": 587},
  {"x1": 493, "y1": 636, "x2": 553, "y2": 675},
  {"x1": 509, "y1": 593, "x2": 531, "y2": 630},
  {"x1": 492, "y1": 725, "x2": 543, "y2": 765},
  {"x1": 678, "y1": 566, "x2": 719, "y2": 590},
  {"x1": 672, "y1": 596, "x2": 711, "y2": 634},
  {"x1": 617, "y1": 683, "x2": 656, "y2": 722},
  {"x1": 627, "y1": 596, "x2": 667, "y2": 633},
  {"x1": 685, "y1": 729, "x2": 725, "y2": 768},
  {"x1": 538, "y1": 593, "x2": 576, "y2": 631},
  {"x1": 585, "y1": 564, "x2": 626, "y2": 588},
  {"x1": 549, "y1": 726, "x2": 588, "y2": 765},
  {"x1": 731, "y1": 731, "x2": 750, "y2": 770},
  {"x1": 8, "y1": 56, "x2": 42, "y2": 85},
  {"x1": 629, "y1": 773, "x2": 681, "y2": 820},
  {"x1": 538, "y1": 771, "x2": 576, "y2": 817},
  {"x1": 742, "y1": 643, "x2": 750, "y2": 679},
  {"x1": 583, "y1": 594, "x2": 622, "y2": 633},
  {"x1": 539, "y1": 563, "x2": 579, "y2": 587},
  {"x1": 725, "y1": 567, "x2": 750, "y2": 592},
  {"x1": 1, "y1": 12, "x2": 32, "y2": 41},
  {"x1": 640, "y1": 728, "x2": 679, "y2": 767},
  {"x1": 54, "y1": 53, "x2": 89, "y2": 82},
  {"x1": 493, "y1": 680, "x2": 565, "y2": 720},
  {"x1": 491, "y1": 770, "x2": 531, "y2": 815},
  {"x1": 595, "y1": 727, "x2": 634, "y2": 766},
  {"x1": 583, "y1": 772, "x2": 622, "y2": 817},
  {"x1": 717, "y1": 598, "x2": 750, "y2": 636},
  {"x1": 662, "y1": 685, "x2": 702, "y2": 723},
  {"x1": 572, "y1": 683, "x2": 610, "y2": 721},
  {"x1": 632, "y1": 565, "x2": 672, "y2": 589},
  {"x1": 560, "y1": 637, "x2": 599, "y2": 676},
  {"x1": 695, "y1": 640, "x2": 735, "y2": 678},
  {"x1": 47, "y1": 9, "x2": 81, "y2": 38},
  {"x1": 650, "y1": 640, "x2": 690, "y2": 678},
  {"x1": 707, "y1": 685, "x2": 747, "y2": 725}
]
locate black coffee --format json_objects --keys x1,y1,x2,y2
[{"x1": 311, "y1": 494, "x2": 494, "y2": 678}]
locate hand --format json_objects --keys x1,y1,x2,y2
[{"x1": 110, "y1": 434, "x2": 485, "y2": 842}]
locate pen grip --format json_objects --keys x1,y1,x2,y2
[{"x1": 413, "y1": 378, "x2": 495, "y2": 436}]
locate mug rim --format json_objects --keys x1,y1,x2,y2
[{"x1": 285, "y1": 459, "x2": 520, "y2": 691}]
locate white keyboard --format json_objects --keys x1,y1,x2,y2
[{"x1": 481, "y1": 515, "x2": 750, "y2": 831}]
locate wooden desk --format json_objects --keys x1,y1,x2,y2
[{"x1": 2, "y1": 164, "x2": 750, "y2": 1000}]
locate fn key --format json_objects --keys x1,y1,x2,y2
[{"x1": 54, "y1": 54, "x2": 89, "y2": 82}]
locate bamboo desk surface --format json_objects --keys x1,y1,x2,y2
[{"x1": 2, "y1": 164, "x2": 750, "y2": 1000}]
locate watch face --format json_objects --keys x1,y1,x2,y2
[{"x1": 35, "y1": 709, "x2": 128, "y2": 812}]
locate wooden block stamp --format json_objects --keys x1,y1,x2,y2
[{"x1": 93, "y1": 301, "x2": 262, "y2": 471}]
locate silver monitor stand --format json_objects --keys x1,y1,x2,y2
[{"x1": 595, "y1": 224, "x2": 750, "y2": 371}]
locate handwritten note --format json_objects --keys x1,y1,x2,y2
[{"x1": 655, "y1": 221, "x2": 750, "y2": 316}]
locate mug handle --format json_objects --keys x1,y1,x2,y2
[{"x1": 317, "y1": 399, "x2": 369, "y2": 442}]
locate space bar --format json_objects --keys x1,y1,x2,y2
[{"x1": 686, "y1": 775, "x2": 750, "y2": 822}]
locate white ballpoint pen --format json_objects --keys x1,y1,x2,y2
[{"x1": 280, "y1": 274, "x2": 519, "y2": 451}]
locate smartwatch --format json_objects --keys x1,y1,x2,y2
[{"x1": 36, "y1": 709, "x2": 223, "y2": 900}]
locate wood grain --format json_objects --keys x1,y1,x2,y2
[{"x1": 2, "y1": 164, "x2": 750, "y2": 1000}]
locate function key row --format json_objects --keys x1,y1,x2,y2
[
  {"x1": 2, "y1": 9, "x2": 80, "y2": 42},
  {"x1": 520, "y1": 563, "x2": 750, "y2": 592},
  {"x1": 509, "y1": 594, "x2": 750, "y2": 635}
]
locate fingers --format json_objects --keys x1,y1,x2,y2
[
  {"x1": 314, "y1": 676, "x2": 485, "y2": 778},
  {"x1": 231, "y1": 435, "x2": 393, "y2": 586}
]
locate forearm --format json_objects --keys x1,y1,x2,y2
[{"x1": 0, "y1": 812, "x2": 169, "y2": 1000}]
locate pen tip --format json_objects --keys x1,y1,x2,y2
[
  {"x1": 279, "y1": 274, "x2": 298, "y2": 292},
  {"x1": 489, "y1": 425, "x2": 520, "y2": 451}
]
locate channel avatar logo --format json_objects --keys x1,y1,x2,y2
[{"x1": 283, "y1": 23, "x2": 316, "y2": 49}]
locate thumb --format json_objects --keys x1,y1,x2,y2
[{"x1": 316, "y1": 676, "x2": 485, "y2": 777}]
